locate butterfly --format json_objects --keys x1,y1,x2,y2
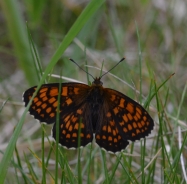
[{"x1": 23, "y1": 58, "x2": 154, "y2": 153}]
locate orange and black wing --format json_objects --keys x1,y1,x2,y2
[
  {"x1": 52, "y1": 103, "x2": 93, "y2": 149},
  {"x1": 95, "y1": 117, "x2": 129, "y2": 153},
  {"x1": 23, "y1": 83, "x2": 93, "y2": 148},
  {"x1": 23, "y1": 83, "x2": 89, "y2": 124},
  {"x1": 95, "y1": 88, "x2": 154, "y2": 153}
]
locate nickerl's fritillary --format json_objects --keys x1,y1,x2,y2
[{"x1": 23, "y1": 58, "x2": 154, "y2": 153}]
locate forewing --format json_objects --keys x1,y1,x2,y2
[{"x1": 23, "y1": 83, "x2": 90, "y2": 124}]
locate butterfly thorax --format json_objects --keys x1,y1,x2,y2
[{"x1": 89, "y1": 78, "x2": 105, "y2": 106}]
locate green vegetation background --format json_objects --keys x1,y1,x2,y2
[{"x1": 0, "y1": 0, "x2": 187, "y2": 183}]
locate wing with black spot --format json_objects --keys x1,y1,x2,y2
[
  {"x1": 95, "y1": 117, "x2": 129, "y2": 153},
  {"x1": 105, "y1": 88, "x2": 154, "y2": 141},
  {"x1": 52, "y1": 104, "x2": 93, "y2": 148},
  {"x1": 23, "y1": 83, "x2": 90, "y2": 124},
  {"x1": 95, "y1": 88, "x2": 154, "y2": 153}
]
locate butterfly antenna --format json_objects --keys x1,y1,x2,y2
[
  {"x1": 100, "y1": 57, "x2": 125, "y2": 78},
  {"x1": 69, "y1": 58, "x2": 95, "y2": 80}
]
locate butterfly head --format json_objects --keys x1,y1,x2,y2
[{"x1": 92, "y1": 77, "x2": 103, "y2": 86}]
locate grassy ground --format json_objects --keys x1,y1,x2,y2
[{"x1": 0, "y1": 0, "x2": 187, "y2": 183}]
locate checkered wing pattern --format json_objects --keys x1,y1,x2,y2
[
  {"x1": 23, "y1": 79, "x2": 154, "y2": 153},
  {"x1": 95, "y1": 88, "x2": 154, "y2": 153},
  {"x1": 23, "y1": 83, "x2": 93, "y2": 148},
  {"x1": 52, "y1": 104, "x2": 93, "y2": 148}
]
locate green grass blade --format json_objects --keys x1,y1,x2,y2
[
  {"x1": 0, "y1": 109, "x2": 28, "y2": 183},
  {"x1": 171, "y1": 83, "x2": 187, "y2": 182},
  {"x1": 121, "y1": 154, "x2": 139, "y2": 183},
  {"x1": 135, "y1": 21, "x2": 142, "y2": 104},
  {"x1": 24, "y1": 152, "x2": 39, "y2": 184},
  {"x1": 87, "y1": 145, "x2": 93, "y2": 183},
  {"x1": 0, "y1": 98, "x2": 9, "y2": 113},
  {"x1": 27, "y1": 23, "x2": 44, "y2": 81},
  {"x1": 144, "y1": 73, "x2": 175, "y2": 109},
  {"x1": 77, "y1": 125, "x2": 82, "y2": 184},
  {"x1": 1, "y1": 0, "x2": 38, "y2": 85},
  {"x1": 101, "y1": 150, "x2": 109, "y2": 183},
  {"x1": 55, "y1": 80, "x2": 62, "y2": 184},
  {"x1": 0, "y1": 0, "x2": 106, "y2": 182},
  {"x1": 41, "y1": 125, "x2": 46, "y2": 184},
  {"x1": 14, "y1": 147, "x2": 28, "y2": 184},
  {"x1": 108, "y1": 154, "x2": 121, "y2": 183}
]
